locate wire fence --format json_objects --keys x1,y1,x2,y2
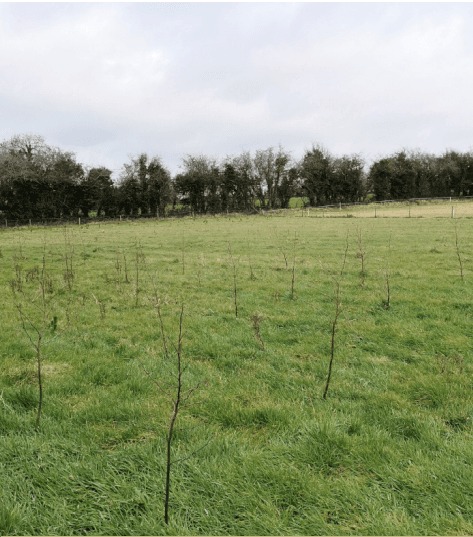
[
  {"x1": 1, "y1": 195, "x2": 473, "y2": 229},
  {"x1": 0, "y1": 206, "x2": 261, "y2": 229},
  {"x1": 310, "y1": 195, "x2": 473, "y2": 210}
]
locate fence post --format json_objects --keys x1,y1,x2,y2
[
  {"x1": 374, "y1": 208, "x2": 377, "y2": 218},
  {"x1": 79, "y1": 217, "x2": 81, "y2": 226},
  {"x1": 120, "y1": 215, "x2": 122, "y2": 222},
  {"x1": 340, "y1": 202, "x2": 342, "y2": 210},
  {"x1": 452, "y1": 206, "x2": 454, "y2": 218},
  {"x1": 5, "y1": 219, "x2": 7, "y2": 228},
  {"x1": 29, "y1": 219, "x2": 31, "y2": 226}
]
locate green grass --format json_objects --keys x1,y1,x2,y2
[{"x1": 1, "y1": 204, "x2": 473, "y2": 535}]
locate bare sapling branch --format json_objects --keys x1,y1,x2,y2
[
  {"x1": 355, "y1": 224, "x2": 368, "y2": 290},
  {"x1": 134, "y1": 240, "x2": 146, "y2": 307},
  {"x1": 140, "y1": 251, "x2": 172, "y2": 360},
  {"x1": 13, "y1": 230, "x2": 27, "y2": 262},
  {"x1": 228, "y1": 242, "x2": 239, "y2": 318},
  {"x1": 10, "y1": 233, "x2": 78, "y2": 430},
  {"x1": 114, "y1": 248, "x2": 122, "y2": 293},
  {"x1": 123, "y1": 250, "x2": 130, "y2": 283},
  {"x1": 194, "y1": 255, "x2": 202, "y2": 287},
  {"x1": 247, "y1": 241, "x2": 256, "y2": 281},
  {"x1": 136, "y1": 303, "x2": 210, "y2": 525},
  {"x1": 339, "y1": 230, "x2": 350, "y2": 278},
  {"x1": 251, "y1": 312, "x2": 265, "y2": 350},
  {"x1": 62, "y1": 226, "x2": 75, "y2": 292},
  {"x1": 322, "y1": 277, "x2": 343, "y2": 400},
  {"x1": 317, "y1": 231, "x2": 350, "y2": 400},
  {"x1": 380, "y1": 232, "x2": 393, "y2": 307},
  {"x1": 78, "y1": 229, "x2": 87, "y2": 265},
  {"x1": 291, "y1": 231, "x2": 297, "y2": 299},
  {"x1": 279, "y1": 245, "x2": 288, "y2": 270},
  {"x1": 248, "y1": 253, "x2": 256, "y2": 280},
  {"x1": 453, "y1": 220, "x2": 464, "y2": 282},
  {"x1": 91, "y1": 294, "x2": 106, "y2": 320}
]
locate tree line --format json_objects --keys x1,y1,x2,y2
[{"x1": 0, "y1": 134, "x2": 472, "y2": 220}]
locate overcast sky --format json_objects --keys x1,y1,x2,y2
[{"x1": 1, "y1": 2, "x2": 473, "y2": 181}]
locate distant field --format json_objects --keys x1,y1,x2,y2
[
  {"x1": 313, "y1": 198, "x2": 473, "y2": 219},
  {"x1": 1, "y1": 205, "x2": 473, "y2": 535}
]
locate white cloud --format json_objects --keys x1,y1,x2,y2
[
  {"x1": 0, "y1": 6, "x2": 169, "y2": 117},
  {"x1": 0, "y1": 3, "x2": 472, "y2": 177}
]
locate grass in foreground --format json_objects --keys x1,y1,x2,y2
[{"x1": 1, "y1": 204, "x2": 473, "y2": 535}]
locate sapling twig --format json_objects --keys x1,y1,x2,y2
[
  {"x1": 123, "y1": 250, "x2": 130, "y2": 283},
  {"x1": 247, "y1": 241, "x2": 256, "y2": 281},
  {"x1": 251, "y1": 312, "x2": 265, "y2": 350},
  {"x1": 134, "y1": 241, "x2": 145, "y2": 307},
  {"x1": 13, "y1": 230, "x2": 26, "y2": 262},
  {"x1": 453, "y1": 220, "x2": 464, "y2": 282},
  {"x1": 10, "y1": 235, "x2": 77, "y2": 430},
  {"x1": 62, "y1": 227, "x2": 75, "y2": 292},
  {"x1": 320, "y1": 231, "x2": 350, "y2": 400},
  {"x1": 114, "y1": 248, "x2": 122, "y2": 291},
  {"x1": 194, "y1": 254, "x2": 203, "y2": 287},
  {"x1": 355, "y1": 224, "x2": 368, "y2": 290},
  {"x1": 228, "y1": 242, "x2": 239, "y2": 318},
  {"x1": 279, "y1": 245, "x2": 288, "y2": 270},
  {"x1": 91, "y1": 293, "x2": 106, "y2": 320},
  {"x1": 290, "y1": 231, "x2": 297, "y2": 299},
  {"x1": 137, "y1": 304, "x2": 211, "y2": 525},
  {"x1": 140, "y1": 253, "x2": 172, "y2": 359},
  {"x1": 78, "y1": 229, "x2": 87, "y2": 265},
  {"x1": 380, "y1": 232, "x2": 393, "y2": 307}
]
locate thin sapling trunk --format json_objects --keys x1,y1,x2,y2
[
  {"x1": 355, "y1": 225, "x2": 368, "y2": 290},
  {"x1": 319, "y1": 231, "x2": 349, "y2": 400},
  {"x1": 453, "y1": 220, "x2": 464, "y2": 282},
  {"x1": 291, "y1": 231, "x2": 297, "y2": 299},
  {"x1": 228, "y1": 242, "x2": 239, "y2": 318},
  {"x1": 137, "y1": 304, "x2": 210, "y2": 525},
  {"x1": 10, "y1": 235, "x2": 77, "y2": 430},
  {"x1": 381, "y1": 232, "x2": 393, "y2": 307},
  {"x1": 322, "y1": 279, "x2": 343, "y2": 400}
]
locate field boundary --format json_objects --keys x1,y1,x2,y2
[{"x1": 2, "y1": 195, "x2": 473, "y2": 229}]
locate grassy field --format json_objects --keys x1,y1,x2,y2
[{"x1": 1, "y1": 201, "x2": 473, "y2": 535}]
